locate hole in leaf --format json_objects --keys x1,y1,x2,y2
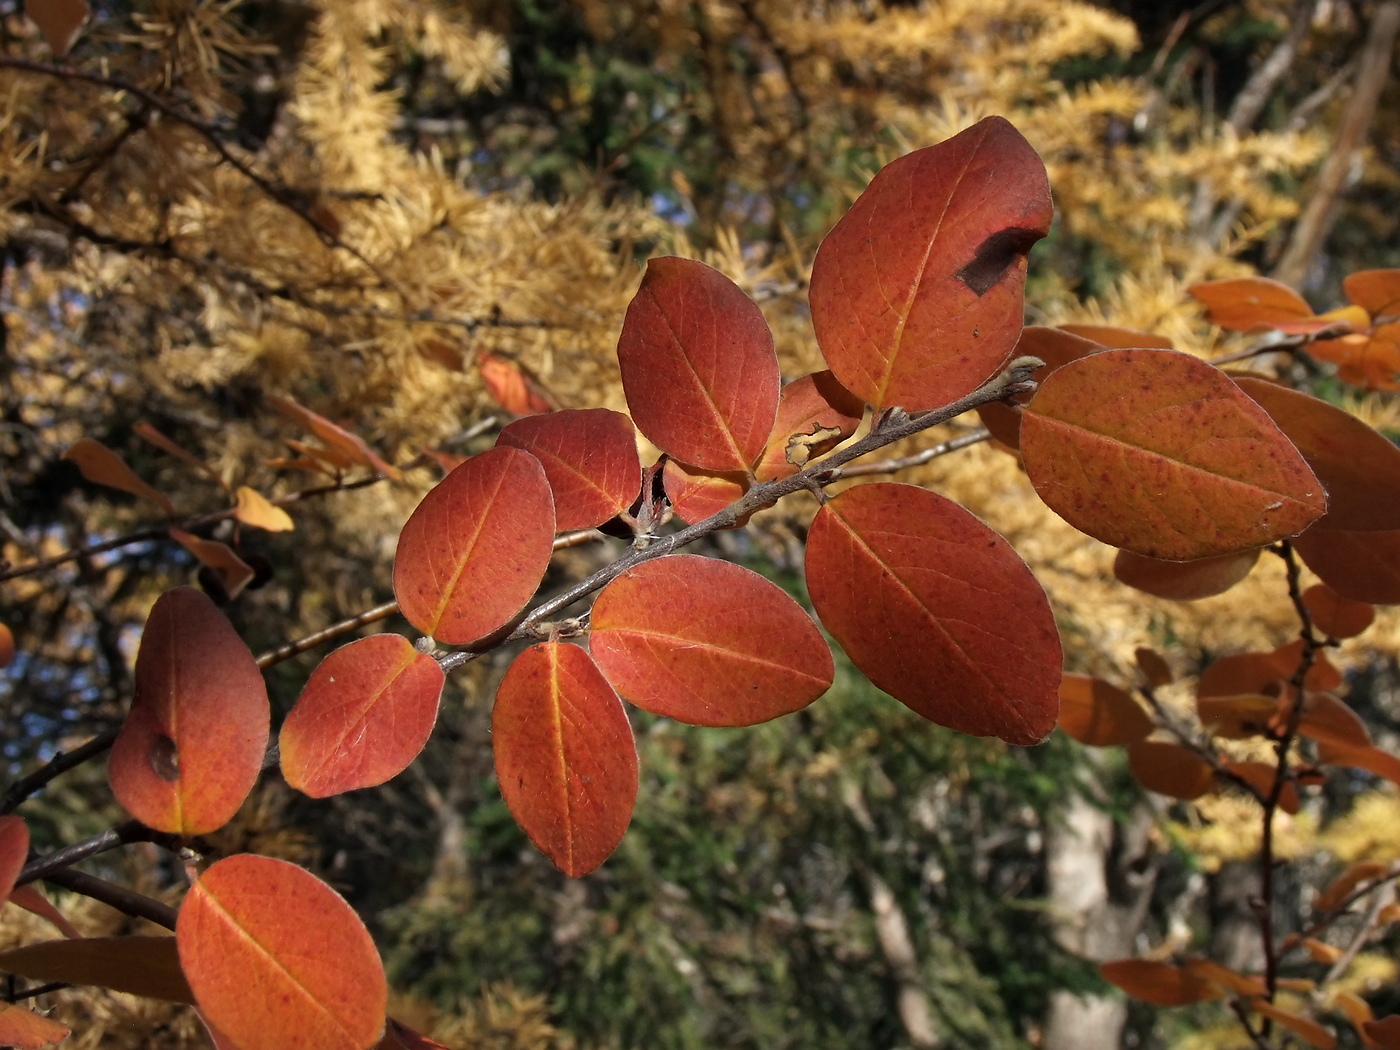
[{"x1": 955, "y1": 227, "x2": 1044, "y2": 296}]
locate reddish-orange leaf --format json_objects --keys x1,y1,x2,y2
[
  {"x1": 285, "y1": 438, "x2": 358, "y2": 472},
  {"x1": 108, "y1": 587, "x2": 269, "y2": 835},
  {"x1": 754, "y1": 371, "x2": 865, "y2": 481},
  {"x1": 0, "y1": 815, "x2": 28, "y2": 903},
  {"x1": 616, "y1": 258, "x2": 779, "y2": 472},
  {"x1": 1224, "y1": 760, "x2": 1300, "y2": 814},
  {"x1": 1318, "y1": 741, "x2": 1400, "y2": 786},
  {"x1": 377, "y1": 1019, "x2": 452, "y2": 1050},
  {"x1": 24, "y1": 0, "x2": 88, "y2": 57},
  {"x1": 1345, "y1": 270, "x2": 1400, "y2": 315},
  {"x1": 393, "y1": 448, "x2": 555, "y2": 645},
  {"x1": 497, "y1": 409, "x2": 642, "y2": 531},
  {"x1": 1311, "y1": 325, "x2": 1400, "y2": 392},
  {"x1": 1303, "y1": 583, "x2": 1375, "y2": 639},
  {"x1": 0, "y1": 1002, "x2": 69, "y2": 1048},
  {"x1": 0, "y1": 623, "x2": 12, "y2": 668},
  {"x1": 1057, "y1": 674, "x2": 1152, "y2": 746},
  {"x1": 134, "y1": 423, "x2": 225, "y2": 487},
  {"x1": 1198, "y1": 651, "x2": 1286, "y2": 699},
  {"x1": 8, "y1": 886, "x2": 82, "y2": 939},
  {"x1": 1127, "y1": 741, "x2": 1214, "y2": 800},
  {"x1": 1197, "y1": 694, "x2": 1281, "y2": 739},
  {"x1": 233, "y1": 487, "x2": 294, "y2": 533},
  {"x1": 1271, "y1": 638, "x2": 1343, "y2": 692},
  {"x1": 493, "y1": 643, "x2": 638, "y2": 877},
  {"x1": 976, "y1": 327, "x2": 1103, "y2": 449},
  {"x1": 1302, "y1": 937, "x2": 1344, "y2": 964},
  {"x1": 0, "y1": 936, "x2": 193, "y2": 1002},
  {"x1": 1021, "y1": 349, "x2": 1326, "y2": 559},
  {"x1": 1235, "y1": 377, "x2": 1400, "y2": 532},
  {"x1": 169, "y1": 529, "x2": 256, "y2": 601},
  {"x1": 1099, "y1": 959, "x2": 1221, "y2": 1006},
  {"x1": 809, "y1": 117, "x2": 1052, "y2": 411},
  {"x1": 63, "y1": 437, "x2": 175, "y2": 515},
  {"x1": 1249, "y1": 1000, "x2": 1336, "y2": 1049},
  {"x1": 1189, "y1": 277, "x2": 1322, "y2": 333},
  {"x1": 479, "y1": 353, "x2": 553, "y2": 416},
  {"x1": 266, "y1": 393, "x2": 401, "y2": 479},
  {"x1": 280, "y1": 635, "x2": 445, "y2": 799},
  {"x1": 1135, "y1": 648, "x2": 1174, "y2": 687},
  {"x1": 662, "y1": 460, "x2": 749, "y2": 526},
  {"x1": 178, "y1": 855, "x2": 386, "y2": 1050},
  {"x1": 1365, "y1": 1017, "x2": 1400, "y2": 1050},
  {"x1": 805, "y1": 482, "x2": 1061, "y2": 744},
  {"x1": 1056, "y1": 324, "x2": 1173, "y2": 349},
  {"x1": 1113, "y1": 548, "x2": 1260, "y2": 601},
  {"x1": 1181, "y1": 958, "x2": 1267, "y2": 998},
  {"x1": 591, "y1": 555, "x2": 833, "y2": 727},
  {"x1": 1299, "y1": 694, "x2": 1372, "y2": 750},
  {"x1": 1293, "y1": 527, "x2": 1400, "y2": 604}
]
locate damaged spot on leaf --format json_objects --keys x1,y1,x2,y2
[{"x1": 955, "y1": 227, "x2": 1045, "y2": 296}]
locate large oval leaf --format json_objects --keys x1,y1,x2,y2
[
  {"x1": 493, "y1": 642, "x2": 638, "y2": 877},
  {"x1": 109, "y1": 587, "x2": 269, "y2": 835},
  {"x1": 616, "y1": 257, "x2": 779, "y2": 473},
  {"x1": 1020, "y1": 349, "x2": 1326, "y2": 559},
  {"x1": 0, "y1": 935, "x2": 193, "y2": 1002},
  {"x1": 1113, "y1": 548, "x2": 1261, "y2": 601},
  {"x1": 809, "y1": 116, "x2": 1052, "y2": 410},
  {"x1": 178, "y1": 855, "x2": 386, "y2": 1050},
  {"x1": 497, "y1": 409, "x2": 642, "y2": 530},
  {"x1": 1293, "y1": 527, "x2": 1400, "y2": 604},
  {"x1": 279, "y1": 635, "x2": 445, "y2": 798},
  {"x1": 805, "y1": 482, "x2": 1061, "y2": 745},
  {"x1": 1127, "y1": 741, "x2": 1214, "y2": 800},
  {"x1": 590, "y1": 555, "x2": 833, "y2": 726},
  {"x1": 393, "y1": 447, "x2": 555, "y2": 645}
]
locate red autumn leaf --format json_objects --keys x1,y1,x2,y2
[
  {"x1": 754, "y1": 371, "x2": 865, "y2": 481},
  {"x1": 0, "y1": 1002, "x2": 69, "y2": 1048},
  {"x1": 1303, "y1": 583, "x2": 1375, "y2": 638},
  {"x1": 377, "y1": 1019, "x2": 453, "y2": 1050},
  {"x1": 1181, "y1": 958, "x2": 1267, "y2": 998},
  {"x1": 1021, "y1": 349, "x2": 1326, "y2": 560},
  {"x1": 0, "y1": 936, "x2": 194, "y2": 1002},
  {"x1": 0, "y1": 623, "x2": 12, "y2": 668},
  {"x1": 1299, "y1": 694, "x2": 1373, "y2": 750},
  {"x1": 616, "y1": 257, "x2": 780, "y2": 473},
  {"x1": 1055, "y1": 324, "x2": 1173, "y2": 349},
  {"x1": 1345, "y1": 269, "x2": 1400, "y2": 315},
  {"x1": 1249, "y1": 999, "x2": 1336, "y2": 1049},
  {"x1": 279, "y1": 635, "x2": 445, "y2": 799},
  {"x1": 492, "y1": 642, "x2": 638, "y2": 877},
  {"x1": 1235, "y1": 376, "x2": 1400, "y2": 532},
  {"x1": 805, "y1": 482, "x2": 1061, "y2": 745},
  {"x1": 1197, "y1": 651, "x2": 1287, "y2": 700},
  {"x1": 1270, "y1": 638, "x2": 1343, "y2": 692},
  {"x1": 1197, "y1": 694, "x2": 1281, "y2": 739},
  {"x1": 497, "y1": 409, "x2": 642, "y2": 530},
  {"x1": 1189, "y1": 276, "x2": 1324, "y2": 333},
  {"x1": 1057, "y1": 674, "x2": 1153, "y2": 746},
  {"x1": 662, "y1": 460, "x2": 749, "y2": 526},
  {"x1": 1311, "y1": 324, "x2": 1400, "y2": 392},
  {"x1": 8, "y1": 886, "x2": 83, "y2": 939},
  {"x1": 24, "y1": 0, "x2": 88, "y2": 58},
  {"x1": 266, "y1": 393, "x2": 401, "y2": 479},
  {"x1": 393, "y1": 447, "x2": 555, "y2": 645},
  {"x1": 108, "y1": 587, "x2": 269, "y2": 835},
  {"x1": 1135, "y1": 648, "x2": 1173, "y2": 687},
  {"x1": 134, "y1": 422, "x2": 225, "y2": 487},
  {"x1": 1224, "y1": 760, "x2": 1300, "y2": 814},
  {"x1": 809, "y1": 116, "x2": 1052, "y2": 411},
  {"x1": 169, "y1": 528, "x2": 256, "y2": 601},
  {"x1": 590, "y1": 555, "x2": 833, "y2": 727},
  {"x1": 1127, "y1": 741, "x2": 1214, "y2": 800},
  {"x1": 178, "y1": 855, "x2": 387, "y2": 1050},
  {"x1": 1100, "y1": 959, "x2": 1221, "y2": 1006},
  {"x1": 478, "y1": 353, "x2": 554, "y2": 416},
  {"x1": 1113, "y1": 548, "x2": 1261, "y2": 601},
  {"x1": 1293, "y1": 527, "x2": 1400, "y2": 604},
  {"x1": 976, "y1": 327, "x2": 1103, "y2": 449},
  {"x1": 63, "y1": 437, "x2": 175, "y2": 515},
  {"x1": 0, "y1": 815, "x2": 28, "y2": 903}
]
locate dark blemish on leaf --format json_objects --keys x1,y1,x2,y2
[
  {"x1": 149, "y1": 734, "x2": 180, "y2": 781},
  {"x1": 955, "y1": 227, "x2": 1045, "y2": 296}
]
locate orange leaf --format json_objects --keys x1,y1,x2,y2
[
  {"x1": 1366, "y1": 1017, "x2": 1400, "y2": 1050},
  {"x1": 479, "y1": 354, "x2": 554, "y2": 416},
  {"x1": 1248, "y1": 999, "x2": 1336, "y2": 1049},
  {"x1": 1311, "y1": 325, "x2": 1400, "y2": 392},
  {"x1": 1235, "y1": 377, "x2": 1400, "y2": 532},
  {"x1": 1135, "y1": 648, "x2": 1173, "y2": 687},
  {"x1": 662, "y1": 460, "x2": 749, "y2": 527},
  {"x1": 266, "y1": 393, "x2": 401, "y2": 479},
  {"x1": 133, "y1": 423, "x2": 225, "y2": 487},
  {"x1": 7, "y1": 886, "x2": 82, "y2": 939},
  {"x1": 493, "y1": 643, "x2": 638, "y2": 877},
  {"x1": 1319, "y1": 741, "x2": 1400, "y2": 786},
  {"x1": 178, "y1": 855, "x2": 386, "y2": 1050},
  {"x1": 1021, "y1": 350, "x2": 1325, "y2": 560},
  {"x1": 0, "y1": 936, "x2": 193, "y2": 1002},
  {"x1": 0, "y1": 815, "x2": 28, "y2": 903},
  {"x1": 233, "y1": 487, "x2": 294, "y2": 533},
  {"x1": 108, "y1": 587, "x2": 269, "y2": 835},
  {"x1": 63, "y1": 437, "x2": 175, "y2": 515},
  {"x1": 1293, "y1": 527, "x2": 1400, "y2": 605},
  {"x1": 1055, "y1": 324, "x2": 1173, "y2": 349},
  {"x1": 1189, "y1": 277, "x2": 1322, "y2": 333},
  {"x1": 1099, "y1": 959, "x2": 1221, "y2": 1006},
  {"x1": 1302, "y1": 937, "x2": 1343, "y2": 964},
  {"x1": 168, "y1": 529, "x2": 255, "y2": 602},
  {"x1": 1127, "y1": 741, "x2": 1214, "y2": 800},
  {"x1": 1223, "y1": 760, "x2": 1300, "y2": 814},
  {"x1": 1198, "y1": 651, "x2": 1287, "y2": 699},
  {"x1": 1057, "y1": 674, "x2": 1153, "y2": 746},
  {"x1": 810, "y1": 116, "x2": 1052, "y2": 411},
  {"x1": 1113, "y1": 548, "x2": 1260, "y2": 601},
  {"x1": 1344, "y1": 270, "x2": 1400, "y2": 316},
  {"x1": 1270, "y1": 638, "x2": 1343, "y2": 692},
  {"x1": 754, "y1": 371, "x2": 865, "y2": 480},
  {"x1": 617, "y1": 258, "x2": 780, "y2": 473},
  {"x1": 1298, "y1": 693, "x2": 1372, "y2": 750},
  {"x1": 591, "y1": 555, "x2": 833, "y2": 727},
  {"x1": 1181, "y1": 957, "x2": 1267, "y2": 998},
  {"x1": 1197, "y1": 694, "x2": 1281, "y2": 739},
  {"x1": 497, "y1": 409, "x2": 642, "y2": 530},
  {"x1": 1303, "y1": 583, "x2": 1375, "y2": 639},
  {"x1": 1316, "y1": 860, "x2": 1391, "y2": 912},
  {"x1": 0, "y1": 623, "x2": 12, "y2": 668},
  {"x1": 280, "y1": 635, "x2": 445, "y2": 799},
  {"x1": 23, "y1": 0, "x2": 88, "y2": 57},
  {"x1": 976, "y1": 327, "x2": 1103, "y2": 449},
  {"x1": 0, "y1": 1002, "x2": 69, "y2": 1048},
  {"x1": 805, "y1": 482, "x2": 1061, "y2": 745},
  {"x1": 392, "y1": 448, "x2": 555, "y2": 645}
]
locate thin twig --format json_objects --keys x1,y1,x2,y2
[
  {"x1": 835, "y1": 429, "x2": 990, "y2": 478},
  {"x1": 1, "y1": 980, "x2": 69, "y2": 1003},
  {"x1": 40, "y1": 868, "x2": 177, "y2": 931},
  {"x1": 0, "y1": 729, "x2": 120, "y2": 815},
  {"x1": 17, "y1": 820, "x2": 181, "y2": 886}
]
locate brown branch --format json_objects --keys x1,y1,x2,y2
[
  {"x1": 17, "y1": 820, "x2": 184, "y2": 886},
  {"x1": 40, "y1": 868, "x2": 177, "y2": 931},
  {"x1": 1, "y1": 980, "x2": 69, "y2": 1003},
  {"x1": 0, "y1": 728, "x2": 120, "y2": 815},
  {"x1": 836, "y1": 429, "x2": 990, "y2": 478}
]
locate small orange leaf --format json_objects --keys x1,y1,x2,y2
[
  {"x1": 1302, "y1": 583, "x2": 1376, "y2": 638},
  {"x1": 1345, "y1": 270, "x2": 1400, "y2": 316},
  {"x1": 233, "y1": 487, "x2": 294, "y2": 533},
  {"x1": 133, "y1": 423, "x2": 225, "y2": 487},
  {"x1": 24, "y1": 0, "x2": 88, "y2": 57},
  {"x1": 280, "y1": 635, "x2": 445, "y2": 798},
  {"x1": 1379, "y1": 903, "x2": 1400, "y2": 925},
  {"x1": 1311, "y1": 325, "x2": 1400, "y2": 392},
  {"x1": 178, "y1": 855, "x2": 387, "y2": 1050},
  {"x1": 169, "y1": 529, "x2": 255, "y2": 601},
  {"x1": 479, "y1": 354, "x2": 554, "y2": 416},
  {"x1": 1298, "y1": 693, "x2": 1372, "y2": 750},
  {"x1": 0, "y1": 936, "x2": 193, "y2": 1002},
  {"x1": 0, "y1": 816, "x2": 29, "y2": 903},
  {"x1": 1181, "y1": 957, "x2": 1267, "y2": 998},
  {"x1": 1127, "y1": 741, "x2": 1215, "y2": 800},
  {"x1": 1197, "y1": 694, "x2": 1280, "y2": 740},
  {"x1": 662, "y1": 460, "x2": 749, "y2": 527},
  {"x1": 1135, "y1": 648, "x2": 1173, "y2": 687},
  {"x1": 497, "y1": 409, "x2": 642, "y2": 530},
  {"x1": 1189, "y1": 277, "x2": 1321, "y2": 333},
  {"x1": 754, "y1": 371, "x2": 865, "y2": 480},
  {"x1": 1056, "y1": 324, "x2": 1173, "y2": 349},
  {"x1": 1100, "y1": 959, "x2": 1221, "y2": 1006},
  {"x1": 7, "y1": 886, "x2": 82, "y2": 939},
  {"x1": 1114, "y1": 548, "x2": 1260, "y2": 601},
  {"x1": 0, "y1": 623, "x2": 12, "y2": 668},
  {"x1": 1316, "y1": 860, "x2": 1391, "y2": 912},
  {"x1": 266, "y1": 394, "x2": 401, "y2": 479},
  {"x1": 1302, "y1": 937, "x2": 1343, "y2": 964},
  {"x1": 1248, "y1": 999, "x2": 1336, "y2": 1049},
  {"x1": 1319, "y1": 741, "x2": 1400, "y2": 786},
  {"x1": 63, "y1": 437, "x2": 175, "y2": 515},
  {"x1": 0, "y1": 1002, "x2": 70, "y2": 1048},
  {"x1": 493, "y1": 643, "x2": 638, "y2": 877},
  {"x1": 1057, "y1": 674, "x2": 1153, "y2": 746}
]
